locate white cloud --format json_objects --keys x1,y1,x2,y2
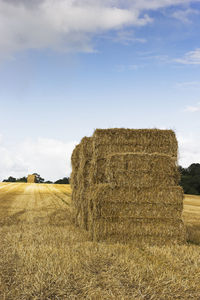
[
  {"x1": 0, "y1": 0, "x2": 151, "y2": 58},
  {"x1": 178, "y1": 133, "x2": 200, "y2": 167},
  {"x1": 172, "y1": 8, "x2": 199, "y2": 23},
  {"x1": 175, "y1": 48, "x2": 200, "y2": 65},
  {"x1": 176, "y1": 81, "x2": 200, "y2": 88},
  {"x1": 184, "y1": 103, "x2": 200, "y2": 112},
  {"x1": 111, "y1": 30, "x2": 147, "y2": 45},
  {"x1": 0, "y1": 0, "x2": 198, "y2": 57},
  {"x1": 0, "y1": 136, "x2": 77, "y2": 181}
]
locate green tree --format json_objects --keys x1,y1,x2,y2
[
  {"x1": 16, "y1": 176, "x2": 27, "y2": 183},
  {"x1": 3, "y1": 176, "x2": 16, "y2": 182},
  {"x1": 179, "y1": 164, "x2": 200, "y2": 195},
  {"x1": 54, "y1": 177, "x2": 70, "y2": 184},
  {"x1": 32, "y1": 173, "x2": 44, "y2": 183}
]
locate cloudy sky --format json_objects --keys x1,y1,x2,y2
[{"x1": 0, "y1": 0, "x2": 200, "y2": 181}]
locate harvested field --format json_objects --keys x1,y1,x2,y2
[{"x1": 0, "y1": 183, "x2": 199, "y2": 299}]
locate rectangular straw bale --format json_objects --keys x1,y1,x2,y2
[
  {"x1": 89, "y1": 184, "x2": 184, "y2": 205},
  {"x1": 70, "y1": 144, "x2": 81, "y2": 189},
  {"x1": 70, "y1": 170, "x2": 79, "y2": 189},
  {"x1": 78, "y1": 187, "x2": 91, "y2": 230},
  {"x1": 93, "y1": 128, "x2": 178, "y2": 159},
  {"x1": 92, "y1": 218, "x2": 186, "y2": 241},
  {"x1": 71, "y1": 143, "x2": 81, "y2": 170},
  {"x1": 92, "y1": 201, "x2": 183, "y2": 219},
  {"x1": 89, "y1": 158, "x2": 107, "y2": 184},
  {"x1": 27, "y1": 174, "x2": 36, "y2": 183},
  {"x1": 77, "y1": 159, "x2": 92, "y2": 187},
  {"x1": 74, "y1": 137, "x2": 93, "y2": 188},
  {"x1": 92, "y1": 232, "x2": 186, "y2": 245},
  {"x1": 79, "y1": 137, "x2": 93, "y2": 161},
  {"x1": 71, "y1": 189, "x2": 81, "y2": 226},
  {"x1": 71, "y1": 189, "x2": 80, "y2": 208},
  {"x1": 105, "y1": 153, "x2": 180, "y2": 187}
]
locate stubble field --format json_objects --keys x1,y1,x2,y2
[{"x1": 0, "y1": 182, "x2": 199, "y2": 299}]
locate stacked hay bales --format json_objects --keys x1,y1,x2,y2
[
  {"x1": 71, "y1": 128, "x2": 186, "y2": 245},
  {"x1": 27, "y1": 174, "x2": 36, "y2": 183},
  {"x1": 71, "y1": 137, "x2": 93, "y2": 229}
]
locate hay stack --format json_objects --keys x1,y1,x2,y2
[
  {"x1": 71, "y1": 128, "x2": 186, "y2": 245},
  {"x1": 27, "y1": 174, "x2": 36, "y2": 183},
  {"x1": 92, "y1": 128, "x2": 178, "y2": 159},
  {"x1": 71, "y1": 137, "x2": 93, "y2": 229},
  {"x1": 105, "y1": 152, "x2": 180, "y2": 188}
]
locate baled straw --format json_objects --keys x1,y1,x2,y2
[
  {"x1": 88, "y1": 184, "x2": 184, "y2": 205},
  {"x1": 92, "y1": 201, "x2": 183, "y2": 219},
  {"x1": 75, "y1": 137, "x2": 93, "y2": 229},
  {"x1": 27, "y1": 175, "x2": 36, "y2": 183},
  {"x1": 92, "y1": 218, "x2": 186, "y2": 242},
  {"x1": 93, "y1": 128, "x2": 178, "y2": 159},
  {"x1": 105, "y1": 152, "x2": 180, "y2": 187},
  {"x1": 70, "y1": 143, "x2": 81, "y2": 189},
  {"x1": 70, "y1": 128, "x2": 186, "y2": 245}
]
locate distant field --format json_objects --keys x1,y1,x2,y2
[{"x1": 0, "y1": 183, "x2": 200, "y2": 299}]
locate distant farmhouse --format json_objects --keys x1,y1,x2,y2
[{"x1": 27, "y1": 174, "x2": 37, "y2": 183}]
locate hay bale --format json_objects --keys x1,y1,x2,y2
[
  {"x1": 71, "y1": 143, "x2": 81, "y2": 170},
  {"x1": 77, "y1": 160, "x2": 92, "y2": 187},
  {"x1": 71, "y1": 138, "x2": 92, "y2": 225},
  {"x1": 93, "y1": 128, "x2": 178, "y2": 159},
  {"x1": 77, "y1": 187, "x2": 91, "y2": 230},
  {"x1": 87, "y1": 184, "x2": 185, "y2": 241},
  {"x1": 92, "y1": 233, "x2": 185, "y2": 245},
  {"x1": 70, "y1": 128, "x2": 186, "y2": 245},
  {"x1": 77, "y1": 137, "x2": 93, "y2": 186},
  {"x1": 70, "y1": 144, "x2": 81, "y2": 189},
  {"x1": 74, "y1": 137, "x2": 93, "y2": 229},
  {"x1": 92, "y1": 218, "x2": 186, "y2": 243},
  {"x1": 71, "y1": 188, "x2": 81, "y2": 225},
  {"x1": 89, "y1": 184, "x2": 184, "y2": 205},
  {"x1": 27, "y1": 174, "x2": 36, "y2": 183},
  {"x1": 92, "y1": 201, "x2": 183, "y2": 219},
  {"x1": 89, "y1": 158, "x2": 107, "y2": 184},
  {"x1": 105, "y1": 152, "x2": 180, "y2": 187},
  {"x1": 79, "y1": 137, "x2": 93, "y2": 161}
]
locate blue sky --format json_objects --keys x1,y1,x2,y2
[{"x1": 0, "y1": 0, "x2": 200, "y2": 181}]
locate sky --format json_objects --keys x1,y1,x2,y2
[{"x1": 0, "y1": 0, "x2": 200, "y2": 181}]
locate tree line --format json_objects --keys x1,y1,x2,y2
[
  {"x1": 179, "y1": 163, "x2": 200, "y2": 195},
  {"x1": 2, "y1": 173, "x2": 70, "y2": 185}
]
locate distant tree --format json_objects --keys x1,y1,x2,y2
[
  {"x1": 187, "y1": 163, "x2": 200, "y2": 176},
  {"x1": 179, "y1": 164, "x2": 200, "y2": 195},
  {"x1": 44, "y1": 180, "x2": 53, "y2": 184},
  {"x1": 54, "y1": 177, "x2": 70, "y2": 184},
  {"x1": 32, "y1": 173, "x2": 44, "y2": 183},
  {"x1": 16, "y1": 176, "x2": 27, "y2": 183},
  {"x1": 3, "y1": 176, "x2": 16, "y2": 182}
]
